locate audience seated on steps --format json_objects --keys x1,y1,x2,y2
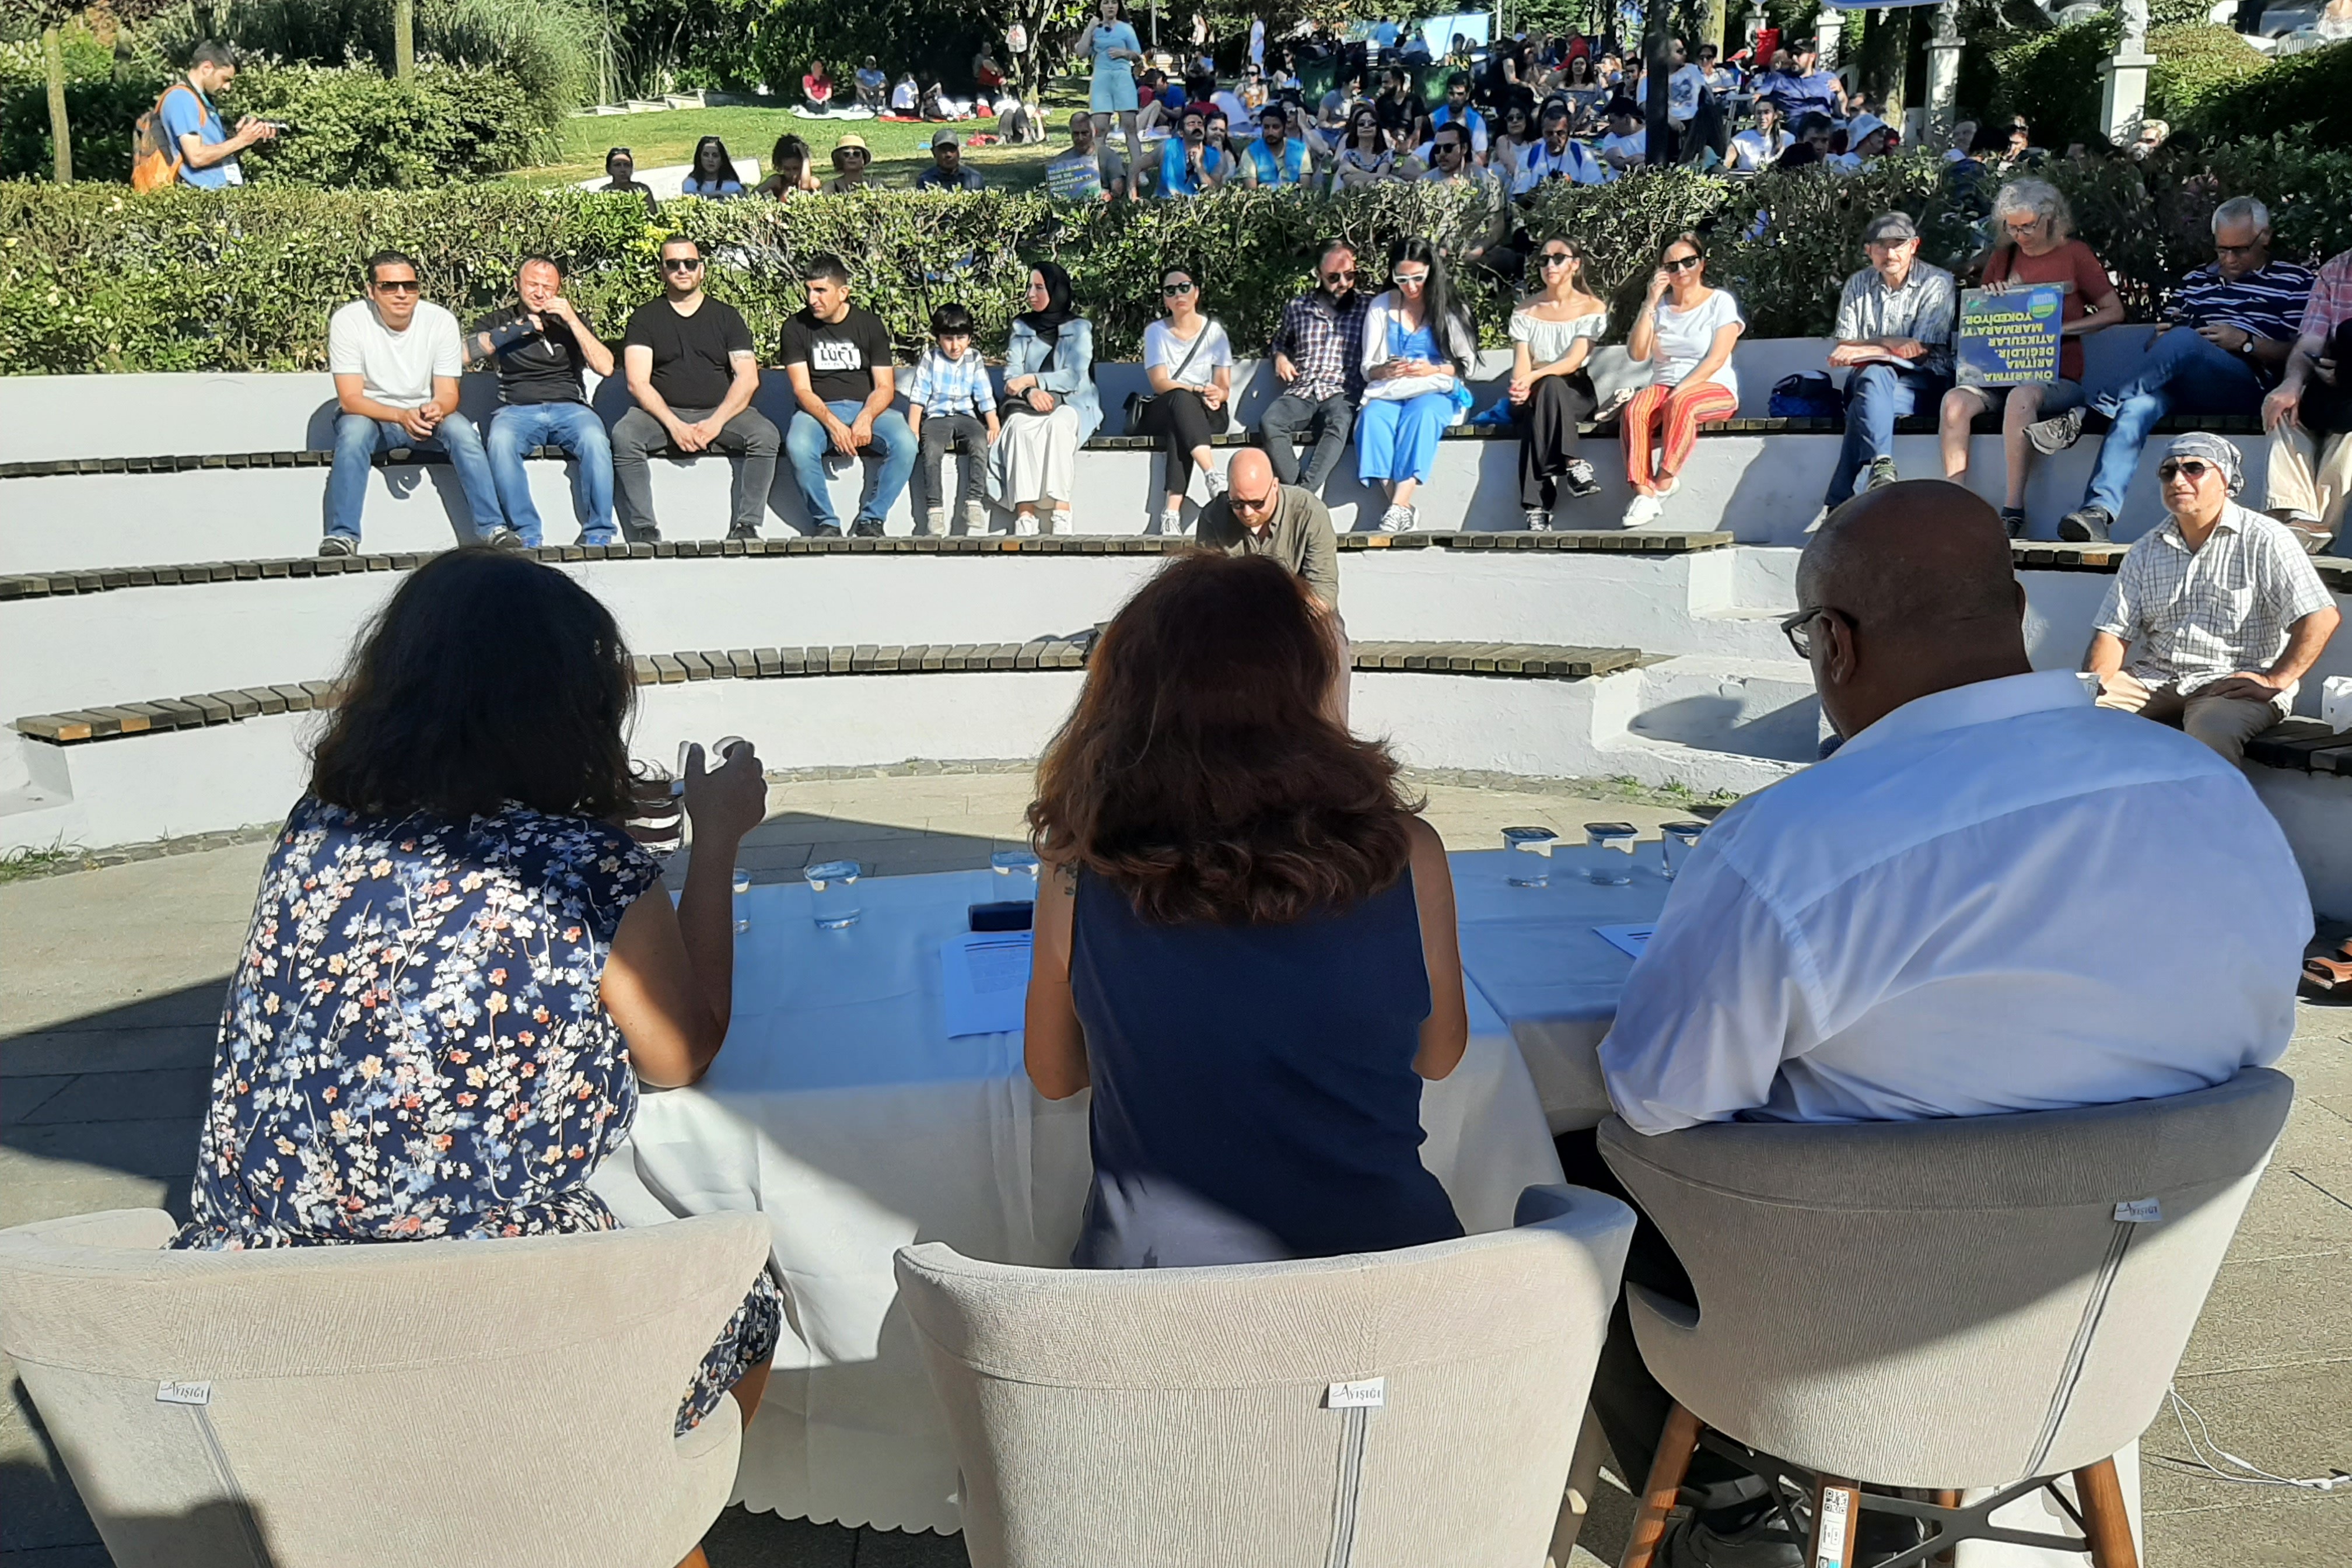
[
  {"x1": 468, "y1": 256, "x2": 618, "y2": 548},
  {"x1": 1135, "y1": 260, "x2": 1235, "y2": 532},
  {"x1": 1023, "y1": 551, "x2": 1466, "y2": 1266},
  {"x1": 2032, "y1": 197, "x2": 2312, "y2": 545},
  {"x1": 1938, "y1": 177, "x2": 2124, "y2": 540},
  {"x1": 321, "y1": 250, "x2": 508, "y2": 558},
  {"x1": 991, "y1": 262, "x2": 1099, "y2": 536},
  {"x1": 2263, "y1": 244, "x2": 2352, "y2": 555},
  {"x1": 1817, "y1": 212, "x2": 1955, "y2": 517},
  {"x1": 613, "y1": 237, "x2": 780, "y2": 545},
  {"x1": 780, "y1": 252, "x2": 918, "y2": 539},
  {"x1": 2086, "y1": 433, "x2": 2340, "y2": 767},
  {"x1": 1576, "y1": 481, "x2": 2312, "y2": 1568},
  {"x1": 1508, "y1": 234, "x2": 1607, "y2": 531},
  {"x1": 1259, "y1": 239, "x2": 1367, "y2": 498},
  {"x1": 903, "y1": 304, "x2": 996, "y2": 537},
  {"x1": 1357, "y1": 236, "x2": 1477, "y2": 534},
  {"x1": 1620, "y1": 233, "x2": 1743, "y2": 530}
]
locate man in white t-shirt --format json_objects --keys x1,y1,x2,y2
[
  {"x1": 1665, "y1": 40, "x2": 1705, "y2": 130},
  {"x1": 1597, "y1": 97, "x2": 1647, "y2": 170},
  {"x1": 323, "y1": 251, "x2": 507, "y2": 555},
  {"x1": 1728, "y1": 99, "x2": 1789, "y2": 171}
]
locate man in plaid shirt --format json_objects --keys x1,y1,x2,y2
[
  {"x1": 2263, "y1": 243, "x2": 2352, "y2": 553},
  {"x1": 1258, "y1": 240, "x2": 1367, "y2": 495},
  {"x1": 2087, "y1": 433, "x2": 2340, "y2": 766},
  {"x1": 905, "y1": 303, "x2": 999, "y2": 535}
]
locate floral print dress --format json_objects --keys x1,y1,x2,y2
[{"x1": 174, "y1": 797, "x2": 781, "y2": 1434}]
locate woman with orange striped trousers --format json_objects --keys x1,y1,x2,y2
[{"x1": 1620, "y1": 233, "x2": 1745, "y2": 527}]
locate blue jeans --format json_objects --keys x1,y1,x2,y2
[
  {"x1": 2082, "y1": 328, "x2": 2263, "y2": 517},
  {"x1": 327, "y1": 412, "x2": 503, "y2": 544},
  {"x1": 485, "y1": 402, "x2": 615, "y2": 546},
  {"x1": 1824, "y1": 363, "x2": 1949, "y2": 508},
  {"x1": 785, "y1": 401, "x2": 918, "y2": 530}
]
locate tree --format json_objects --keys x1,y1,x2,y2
[{"x1": 20, "y1": 0, "x2": 176, "y2": 183}]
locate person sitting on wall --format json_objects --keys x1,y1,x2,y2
[
  {"x1": 2263, "y1": 243, "x2": 2352, "y2": 554},
  {"x1": 679, "y1": 135, "x2": 746, "y2": 198},
  {"x1": 321, "y1": 251, "x2": 508, "y2": 556},
  {"x1": 1261, "y1": 240, "x2": 1369, "y2": 498},
  {"x1": 1619, "y1": 233, "x2": 1745, "y2": 529},
  {"x1": 2032, "y1": 196, "x2": 2315, "y2": 544},
  {"x1": 469, "y1": 256, "x2": 618, "y2": 549},
  {"x1": 600, "y1": 147, "x2": 658, "y2": 216},
  {"x1": 2085, "y1": 433, "x2": 2340, "y2": 768},
  {"x1": 824, "y1": 133, "x2": 872, "y2": 191},
  {"x1": 779, "y1": 253, "x2": 918, "y2": 539},
  {"x1": 612, "y1": 237, "x2": 779, "y2": 545},
  {"x1": 905, "y1": 303, "x2": 999, "y2": 537},
  {"x1": 1193, "y1": 448, "x2": 1341, "y2": 611},
  {"x1": 1818, "y1": 213, "x2": 1957, "y2": 514},
  {"x1": 915, "y1": 128, "x2": 986, "y2": 190}
]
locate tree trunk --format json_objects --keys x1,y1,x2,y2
[
  {"x1": 43, "y1": 26, "x2": 72, "y2": 185},
  {"x1": 393, "y1": 0, "x2": 416, "y2": 80},
  {"x1": 1694, "y1": 0, "x2": 1727, "y2": 57},
  {"x1": 1643, "y1": 0, "x2": 1672, "y2": 166},
  {"x1": 1859, "y1": 8, "x2": 1907, "y2": 112}
]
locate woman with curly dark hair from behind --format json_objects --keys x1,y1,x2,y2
[{"x1": 1023, "y1": 551, "x2": 1468, "y2": 1269}]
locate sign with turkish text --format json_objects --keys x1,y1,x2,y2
[{"x1": 1955, "y1": 285, "x2": 2064, "y2": 388}]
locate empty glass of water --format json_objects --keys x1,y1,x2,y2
[
  {"x1": 1502, "y1": 826, "x2": 1559, "y2": 887},
  {"x1": 732, "y1": 866, "x2": 752, "y2": 933},
  {"x1": 991, "y1": 847, "x2": 1041, "y2": 897},
  {"x1": 1660, "y1": 821, "x2": 1707, "y2": 881},
  {"x1": 1584, "y1": 822, "x2": 1637, "y2": 886},
  {"x1": 806, "y1": 860, "x2": 862, "y2": 930}
]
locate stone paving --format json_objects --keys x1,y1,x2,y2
[{"x1": 2, "y1": 767, "x2": 2346, "y2": 1566}]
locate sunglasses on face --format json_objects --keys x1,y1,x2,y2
[
  {"x1": 661, "y1": 257, "x2": 704, "y2": 272},
  {"x1": 1230, "y1": 488, "x2": 1276, "y2": 514},
  {"x1": 1393, "y1": 270, "x2": 1429, "y2": 286},
  {"x1": 1163, "y1": 280, "x2": 1196, "y2": 296},
  {"x1": 1322, "y1": 268, "x2": 1357, "y2": 283},
  {"x1": 2158, "y1": 459, "x2": 2216, "y2": 482},
  {"x1": 1539, "y1": 251, "x2": 1577, "y2": 268},
  {"x1": 1662, "y1": 256, "x2": 1701, "y2": 273},
  {"x1": 373, "y1": 279, "x2": 421, "y2": 293}
]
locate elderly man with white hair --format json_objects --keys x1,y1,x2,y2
[
  {"x1": 2087, "y1": 432, "x2": 2340, "y2": 765},
  {"x1": 2035, "y1": 195, "x2": 2313, "y2": 542}
]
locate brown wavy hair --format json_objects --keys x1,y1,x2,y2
[{"x1": 1028, "y1": 552, "x2": 1418, "y2": 925}]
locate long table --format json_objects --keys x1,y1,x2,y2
[{"x1": 587, "y1": 849, "x2": 1667, "y2": 1533}]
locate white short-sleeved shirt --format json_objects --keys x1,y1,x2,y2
[
  {"x1": 1143, "y1": 317, "x2": 1232, "y2": 389},
  {"x1": 327, "y1": 298, "x2": 464, "y2": 411},
  {"x1": 1650, "y1": 287, "x2": 1742, "y2": 399}
]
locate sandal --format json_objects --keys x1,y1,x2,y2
[{"x1": 2302, "y1": 954, "x2": 2352, "y2": 995}]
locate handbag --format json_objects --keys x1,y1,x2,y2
[
  {"x1": 1769, "y1": 370, "x2": 1843, "y2": 420},
  {"x1": 1123, "y1": 318, "x2": 1217, "y2": 435}
]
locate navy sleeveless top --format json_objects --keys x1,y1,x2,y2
[{"x1": 1068, "y1": 869, "x2": 1464, "y2": 1269}]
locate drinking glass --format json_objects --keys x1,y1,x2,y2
[
  {"x1": 732, "y1": 866, "x2": 752, "y2": 933},
  {"x1": 806, "y1": 859, "x2": 863, "y2": 930},
  {"x1": 1583, "y1": 822, "x2": 1637, "y2": 886},
  {"x1": 991, "y1": 848, "x2": 1042, "y2": 898},
  {"x1": 1501, "y1": 826, "x2": 1558, "y2": 887},
  {"x1": 1659, "y1": 821, "x2": 1706, "y2": 881},
  {"x1": 627, "y1": 760, "x2": 682, "y2": 851}
]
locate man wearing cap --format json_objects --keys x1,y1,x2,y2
[
  {"x1": 2086, "y1": 432, "x2": 2340, "y2": 766},
  {"x1": 823, "y1": 134, "x2": 871, "y2": 192},
  {"x1": 915, "y1": 129, "x2": 986, "y2": 190},
  {"x1": 1755, "y1": 36, "x2": 1845, "y2": 126},
  {"x1": 1819, "y1": 213, "x2": 1957, "y2": 511}
]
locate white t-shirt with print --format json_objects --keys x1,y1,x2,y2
[
  {"x1": 328, "y1": 299, "x2": 464, "y2": 410},
  {"x1": 1143, "y1": 317, "x2": 1233, "y2": 389},
  {"x1": 1651, "y1": 288, "x2": 1744, "y2": 400}
]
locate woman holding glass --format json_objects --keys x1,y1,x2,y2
[
  {"x1": 989, "y1": 261, "x2": 1100, "y2": 536},
  {"x1": 1136, "y1": 261, "x2": 1233, "y2": 533},
  {"x1": 1620, "y1": 232, "x2": 1745, "y2": 527},
  {"x1": 1024, "y1": 551, "x2": 1468, "y2": 1268},
  {"x1": 1357, "y1": 236, "x2": 1477, "y2": 534},
  {"x1": 1511, "y1": 235, "x2": 1609, "y2": 530}
]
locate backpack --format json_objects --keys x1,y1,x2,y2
[
  {"x1": 1768, "y1": 371, "x2": 1843, "y2": 420},
  {"x1": 131, "y1": 83, "x2": 202, "y2": 192}
]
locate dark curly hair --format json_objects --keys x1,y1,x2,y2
[
  {"x1": 1027, "y1": 552, "x2": 1418, "y2": 925},
  {"x1": 309, "y1": 549, "x2": 636, "y2": 823}
]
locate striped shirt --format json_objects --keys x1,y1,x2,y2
[
  {"x1": 2299, "y1": 247, "x2": 2352, "y2": 341},
  {"x1": 905, "y1": 345, "x2": 992, "y2": 419},
  {"x1": 2166, "y1": 259, "x2": 2316, "y2": 359},
  {"x1": 2092, "y1": 502, "x2": 2337, "y2": 704},
  {"x1": 1832, "y1": 261, "x2": 1958, "y2": 379}
]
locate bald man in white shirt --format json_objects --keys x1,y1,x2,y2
[{"x1": 1572, "y1": 481, "x2": 2309, "y2": 1566}]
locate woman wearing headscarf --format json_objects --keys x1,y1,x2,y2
[{"x1": 989, "y1": 261, "x2": 1101, "y2": 536}]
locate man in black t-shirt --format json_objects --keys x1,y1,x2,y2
[
  {"x1": 779, "y1": 253, "x2": 916, "y2": 537},
  {"x1": 613, "y1": 236, "x2": 782, "y2": 542},
  {"x1": 470, "y1": 256, "x2": 619, "y2": 547}
]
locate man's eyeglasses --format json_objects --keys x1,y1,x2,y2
[
  {"x1": 661, "y1": 257, "x2": 704, "y2": 272},
  {"x1": 1163, "y1": 280, "x2": 1196, "y2": 296},
  {"x1": 1779, "y1": 605, "x2": 1856, "y2": 659},
  {"x1": 372, "y1": 279, "x2": 421, "y2": 293},
  {"x1": 2157, "y1": 459, "x2": 2216, "y2": 482},
  {"x1": 1230, "y1": 487, "x2": 1277, "y2": 515},
  {"x1": 2214, "y1": 240, "x2": 2261, "y2": 256},
  {"x1": 1662, "y1": 255, "x2": 1702, "y2": 274}
]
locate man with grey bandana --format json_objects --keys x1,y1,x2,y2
[{"x1": 2085, "y1": 432, "x2": 2340, "y2": 765}]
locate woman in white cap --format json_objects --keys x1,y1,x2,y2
[{"x1": 1829, "y1": 113, "x2": 1891, "y2": 171}]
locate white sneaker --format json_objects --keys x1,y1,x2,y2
[
  {"x1": 1378, "y1": 503, "x2": 1414, "y2": 533},
  {"x1": 1206, "y1": 467, "x2": 1227, "y2": 498},
  {"x1": 1049, "y1": 509, "x2": 1073, "y2": 536},
  {"x1": 1622, "y1": 492, "x2": 1664, "y2": 528},
  {"x1": 1159, "y1": 510, "x2": 1185, "y2": 536},
  {"x1": 923, "y1": 508, "x2": 947, "y2": 537},
  {"x1": 1657, "y1": 477, "x2": 1681, "y2": 499},
  {"x1": 1014, "y1": 512, "x2": 1039, "y2": 537},
  {"x1": 963, "y1": 500, "x2": 989, "y2": 533}
]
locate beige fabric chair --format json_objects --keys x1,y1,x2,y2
[
  {"x1": 1597, "y1": 1067, "x2": 2294, "y2": 1568},
  {"x1": 0, "y1": 1208, "x2": 772, "y2": 1568},
  {"x1": 895, "y1": 1184, "x2": 1635, "y2": 1568}
]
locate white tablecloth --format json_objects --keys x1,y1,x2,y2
[{"x1": 588, "y1": 862, "x2": 1570, "y2": 1534}]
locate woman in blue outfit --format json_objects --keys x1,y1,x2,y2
[
  {"x1": 1023, "y1": 551, "x2": 1471, "y2": 1268},
  {"x1": 172, "y1": 551, "x2": 780, "y2": 1568},
  {"x1": 1079, "y1": 0, "x2": 1146, "y2": 198},
  {"x1": 1357, "y1": 236, "x2": 1479, "y2": 533}
]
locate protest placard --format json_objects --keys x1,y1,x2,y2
[{"x1": 1955, "y1": 285, "x2": 2065, "y2": 387}]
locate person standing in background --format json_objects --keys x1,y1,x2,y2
[
  {"x1": 1082, "y1": 0, "x2": 1148, "y2": 201},
  {"x1": 155, "y1": 40, "x2": 276, "y2": 188}
]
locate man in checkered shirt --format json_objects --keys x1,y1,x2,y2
[{"x1": 2087, "y1": 433, "x2": 2340, "y2": 765}]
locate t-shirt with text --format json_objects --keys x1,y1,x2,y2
[
  {"x1": 779, "y1": 305, "x2": 895, "y2": 405},
  {"x1": 622, "y1": 296, "x2": 755, "y2": 411}
]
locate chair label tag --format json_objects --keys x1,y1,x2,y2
[
  {"x1": 2114, "y1": 1198, "x2": 2162, "y2": 1224},
  {"x1": 156, "y1": 1380, "x2": 212, "y2": 1406},
  {"x1": 1326, "y1": 1378, "x2": 1385, "y2": 1409}
]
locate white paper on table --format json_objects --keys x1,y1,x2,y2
[
  {"x1": 1594, "y1": 923, "x2": 1655, "y2": 960},
  {"x1": 940, "y1": 931, "x2": 1034, "y2": 1037}
]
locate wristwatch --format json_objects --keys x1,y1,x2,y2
[{"x1": 2235, "y1": 335, "x2": 2255, "y2": 356}]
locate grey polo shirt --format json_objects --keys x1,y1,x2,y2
[
  {"x1": 1833, "y1": 261, "x2": 1958, "y2": 379},
  {"x1": 1194, "y1": 484, "x2": 1340, "y2": 610}
]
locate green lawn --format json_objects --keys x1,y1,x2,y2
[{"x1": 527, "y1": 84, "x2": 1096, "y2": 194}]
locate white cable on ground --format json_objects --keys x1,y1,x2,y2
[{"x1": 2160, "y1": 1384, "x2": 2350, "y2": 1492}]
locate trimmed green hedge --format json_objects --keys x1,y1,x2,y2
[
  {"x1": 6, "y1": 144, "x2": 2351, "y2": 376},
  {"x1": 2176, "y1": 40, "x2": 2352, "y2": 148}
]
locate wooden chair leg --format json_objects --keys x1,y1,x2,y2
[
  {"x1": 1805, "y1": 1476, "x2": 1862, "y2": 1568},
  {"x1": 1549, "y1": 1403, "x2": 1611, "y2": 1568},
  {"x1": 2074, "y1": 1457, "x2": 2140, "y2": 1568},
  {"x1": 1618, "y1": 1402, "x2": 1702, "y2": 1568}
]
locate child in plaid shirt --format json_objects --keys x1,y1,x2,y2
[{"x1": 907, "y1": 303, "x2": 1000, "y2": 534}]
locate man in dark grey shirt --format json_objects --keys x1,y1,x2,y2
[{"x1": 1194, "y1": 448, "x2": 1340, "y2": 610}]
